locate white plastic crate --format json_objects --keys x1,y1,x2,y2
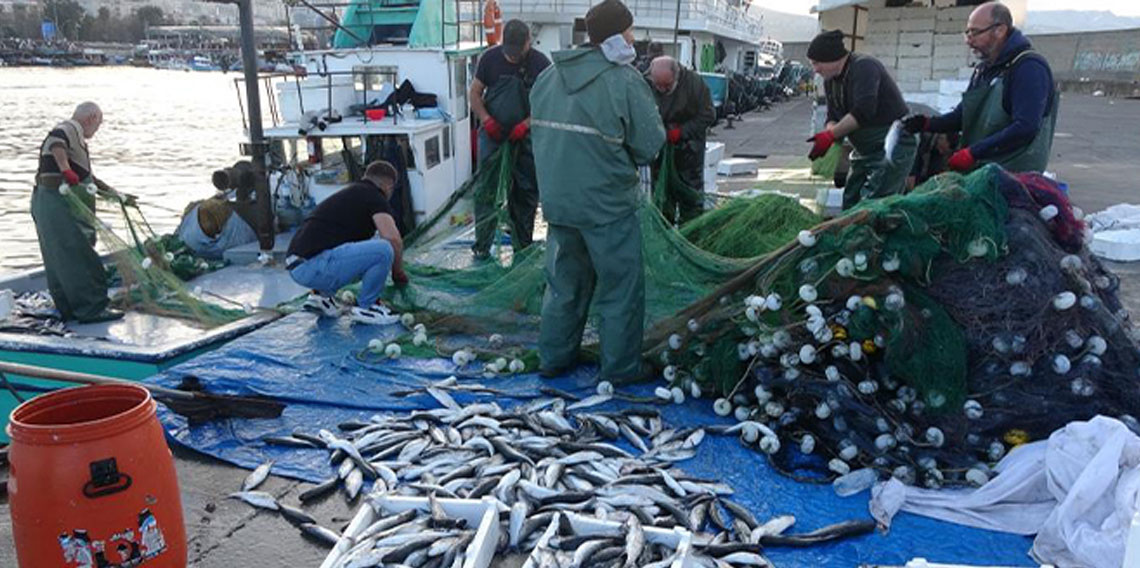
[
  {"x1": 320, "y1": 494, "x2": 502, "y2": 568},
  {"x1": 1091, "y1": 230, "x2": 1140, "y2": 262},
  {"x1": 527, "y1": 512, "x2": 695, "y2": 568},
  {"x1": 717, "y1": 158, "x2": 759, "y2": 176}
]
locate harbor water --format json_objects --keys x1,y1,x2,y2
[{"x1": 0, "y1": 67, "x2": 247, "y2": 275}]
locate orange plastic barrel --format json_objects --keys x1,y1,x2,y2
[{"x1": 7, "y1": 384, "x2": 187, "y2": 567}]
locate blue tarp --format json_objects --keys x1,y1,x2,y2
[{"x1": 147, "y1": 312, "x2": 1036, "y2": 567}]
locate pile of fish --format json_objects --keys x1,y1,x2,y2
[{"x1": 226, "y1": 379, "x2": 874, "y2": 567}]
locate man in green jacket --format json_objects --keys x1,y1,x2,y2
[
  {"x1": 530, "y1": 0, "x2": 666, "y2": 383},
  {"x1": 647, "y1": 56, "x2": 716, "y2": 225}
]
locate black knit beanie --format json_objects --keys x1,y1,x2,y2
[
  {"x1": 807, "y1": 30, "x2": 849, "y2": 63},
  {"x1": 586, "y1": 0, "x2": 634, "y2": 45}
]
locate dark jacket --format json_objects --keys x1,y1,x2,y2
[
  {"x1": 650, "y1": 66, "x2": 716, "y2": 144},
  {"x1": 824, "y1": 53, "x2": 909, "y2": 129},
  {"x1": 929, "y1": 28, "x2": 1054, "y2": 160}
]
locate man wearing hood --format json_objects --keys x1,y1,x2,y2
[
  {"x1": 529, "y1": 0, "x2": 665, "y2": 383},
  {"x1": 903, "y1": 2, "x2": 1056, "y2": 174}
]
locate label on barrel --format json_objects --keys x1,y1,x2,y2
[{"x1": 57, "y1": 507, "x2": 167, "y2": 567}]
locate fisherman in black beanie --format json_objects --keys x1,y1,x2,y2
[
  {"x1": 807, "y1": 29, "x2": 915, "y2": 209},
  {"x1": 807, "y1": 29, "x2": 848, "y2": 63},
  {"x1": 585, "y1": 0, "x2": 634, "y2": 45}
]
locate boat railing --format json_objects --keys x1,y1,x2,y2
[
  {"x1": 500, "y1": 0, "x2": 763, "y2": 42},
  {"x1": 230, "y1": 67, "x2": 407, "y2": 133},
  {"x1": 284, "y1": 0, "x2": 488, "y2": 51}
]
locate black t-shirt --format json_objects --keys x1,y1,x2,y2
[
  {"x1": 475, "y1": 45, "x2": 551, "y2": 90},
  {"x1": 825, "y1": 53, "x2": 909, "y2": 128},
  {"x1": 287, "y1": 180, "x2": 393, "y2": 259}
]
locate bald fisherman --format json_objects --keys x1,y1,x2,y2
[
  {"x1": 646, "y1": 56, "x2": 716, "y2": 225},
  {"x1": 32, "y1": 102, "x2": 131, "y2": 323},
  {"x1": 903, "y1": 2, "x2": 1057, "y2": 174}
]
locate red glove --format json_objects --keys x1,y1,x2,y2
[
  {"x1": 482, "y1": 116, "x2": 504, "y2": 142},
  {"x1": 807, "y1": 130, "x2": 836, "y2": 160},
  {"x1": 62, "y1": 169, "x2": 80, "y2": 185},
  {"x1": 667, "y1": 127, "x2": 682, "y2": 145},
  {"x1": 392, "y1": 267, "x2": 409, "y2": 286},
  {"x1": 508, "y1": 121, "x2": 530, "y2": 142},
  {"x1": 947, "y1": 148, "x2": 976, "y2": 172}
]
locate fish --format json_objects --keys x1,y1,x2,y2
[
  {"x1": 278, "y1": 503, "x2": 317, "y2": 526},
  {"x1": 884, "y1": 119, "x2": 904, "y2": 163},
  {"x1": 298, "y1": 476, "x2": 339, "y2": 502},
  {"x1": 228, "y1": 490, "x2": 279, "y2": 511},
  {"x1": 298, "y1": 522, "x2": 340, "y2": 547},
  {"x1": 623, "y1": 515, "x2": 644, "y2": 568},
  {"x1": 242, "y1": 459, "x2": 274, "y2": 492}
]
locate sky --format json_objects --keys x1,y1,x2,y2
[{"x1": 752, "y1": 0, "x2": 1140, "y2": 17}]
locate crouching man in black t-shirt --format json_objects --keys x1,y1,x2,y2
[{"x1": 285, "y1": 160, "x2": 408, "y2": 325}]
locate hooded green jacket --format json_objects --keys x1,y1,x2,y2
[{"x1": 530, "y1": 47, "x2": 665, "y2": 228}]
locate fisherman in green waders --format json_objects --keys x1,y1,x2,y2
[
  {"x1": 468, "y1": 19, "x2": 551, "y2": 260},
  {"x1": 902, "y1": 2, "x2": 1056, "y2": 174},
  {"x1": 32, "y1": 102, "x2": 132, "y2": 323},
  {"x1": 647, "y1": 55, "x2": 716, "y2": 225},
  {"x1": 807, "y1": 30, "x2": 916, "y2": 210},
  {"x1": 530, "y1": 0, "x2": 665, "y2": 382}
]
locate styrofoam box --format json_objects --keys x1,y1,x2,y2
[
  {"x1": 528, "y1": 512, "x2": 696, "y2": 568},
  {"x1": 868, "y1": 19, "x2": 902, "y2": 33},
  {"x1": 937, "y1": 94, "x2": 962, "y2": 112},
  {"x1": 898, "y1": 43, "x2": 934, "y2": 58},
  {"x1": 899, "y1": 17, "x2": 936, "y2": 32},
  {"x1": 934, "y1": 33, "x2": 966, "y2": 48},
  {"x1": 1091, "y1": 230, "x2": 1140, "y2": 261},
  {"x1": 904, "y1": 92, "x2": 940, "y2": 108},
  {"x1": 704, "y1": 142, "x2": 725, "y2": 193},
  {"x1": 321, "y1": 495, "x2": 502, "y2": 568},
  {"x1": 718, "y1": 158, "x2": 759, "y2": 176},
  {"x1": 939, "y1": 79, "x2": 970, "y2": 95},
  {"x1": 959, "y1": 66, "x2": 976, "y2": 79}
]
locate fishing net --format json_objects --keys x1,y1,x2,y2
[
  {"x1": 810, "y1": 144, "x2": 843, "y2": 179},
  {"x1": 680, "y1": 194, "x2": 822, "y2": 259},
  {"x1": 652, "y1": 144, "x2": 704, "y2": 226},
  {"x1": 371, "y1": 143, "x2": 806, "y2": 361},
  {"x1": 640, "y1": 164, "x2": 1140, "y2": 486},
  {"x1": 56, "y1": 184, "x2": 244, "y2": 327}
]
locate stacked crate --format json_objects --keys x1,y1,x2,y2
[{"x1": 862, "y1": 5, "x2": 975, "y2": 112}]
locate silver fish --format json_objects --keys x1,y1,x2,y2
[
  {"x1": 228, "y1": 490, "x2": 279, "y2": 511},
  {"x1": 242, "y1": 459, "x2": 274, "y2": 492}
]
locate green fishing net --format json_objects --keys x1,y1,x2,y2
[
  {"x1": 58, "y1": 184, "x2": 244, "y2": 327},
  {"x1": 680, "y1": 194, "x2": 822, "y2": 259}
]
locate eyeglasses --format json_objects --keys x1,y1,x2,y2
[{"x1": 963, "y1": 23, "x2": 1001, "y2": 38}]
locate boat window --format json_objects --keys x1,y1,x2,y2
[
  {"x1": 425, "y1": 136, "x2": 441, "y2": 170},
  {"x1": 354, "y1": 65, "x2": 398, "y2": 102},
  {"x1": 443, "y1": 126, "x2": 452, "y2": 160}
]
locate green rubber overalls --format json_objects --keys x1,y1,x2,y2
[
  {"x1": 843, "y1": 124, "x2": 917, "y2": 210},
  {"x1": 960, "y1": 51, "x2": 1058, "y2": 173}
]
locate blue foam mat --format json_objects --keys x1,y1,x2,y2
[{"x1": 147, "y1": 312, "x2": 1036, "y2": 567}]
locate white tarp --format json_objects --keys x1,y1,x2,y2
[
  {"x1": 1087, "y1": 204, "x2": 1140, "y2": 233},
  {"x1": 870, "y1": 416, "x2": 1140, "y2": 568}
]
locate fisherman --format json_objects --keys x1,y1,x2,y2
[
  {"x1": 647, "y1": 55, "x2": 716, "y2": 225},
  {"x1": 32, "y1": 101, "x2": 133, "y2": 323},
  {"x1": 285, "y1": 160, "x2": 407, "y2": 325},
  {"x1": 469, "y1": 18, "x2": 551, "y2": 260},
  {"x1": 806, "y1": 30, "x2": 916, "y2": 210},
  {"x1": 530, "y1": 0, "x2": 665, "y2": 382},
  {"x1": 902, "y1": 2, "x2": 1056, "y2": 174}
]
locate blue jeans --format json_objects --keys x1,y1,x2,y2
[{"x1": 289, "y1": 239, "x2": 393, "y2": 307}]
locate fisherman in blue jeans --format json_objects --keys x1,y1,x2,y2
[{"x1": 285, "y1": 160, "x2": 407, "y2": 325}]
